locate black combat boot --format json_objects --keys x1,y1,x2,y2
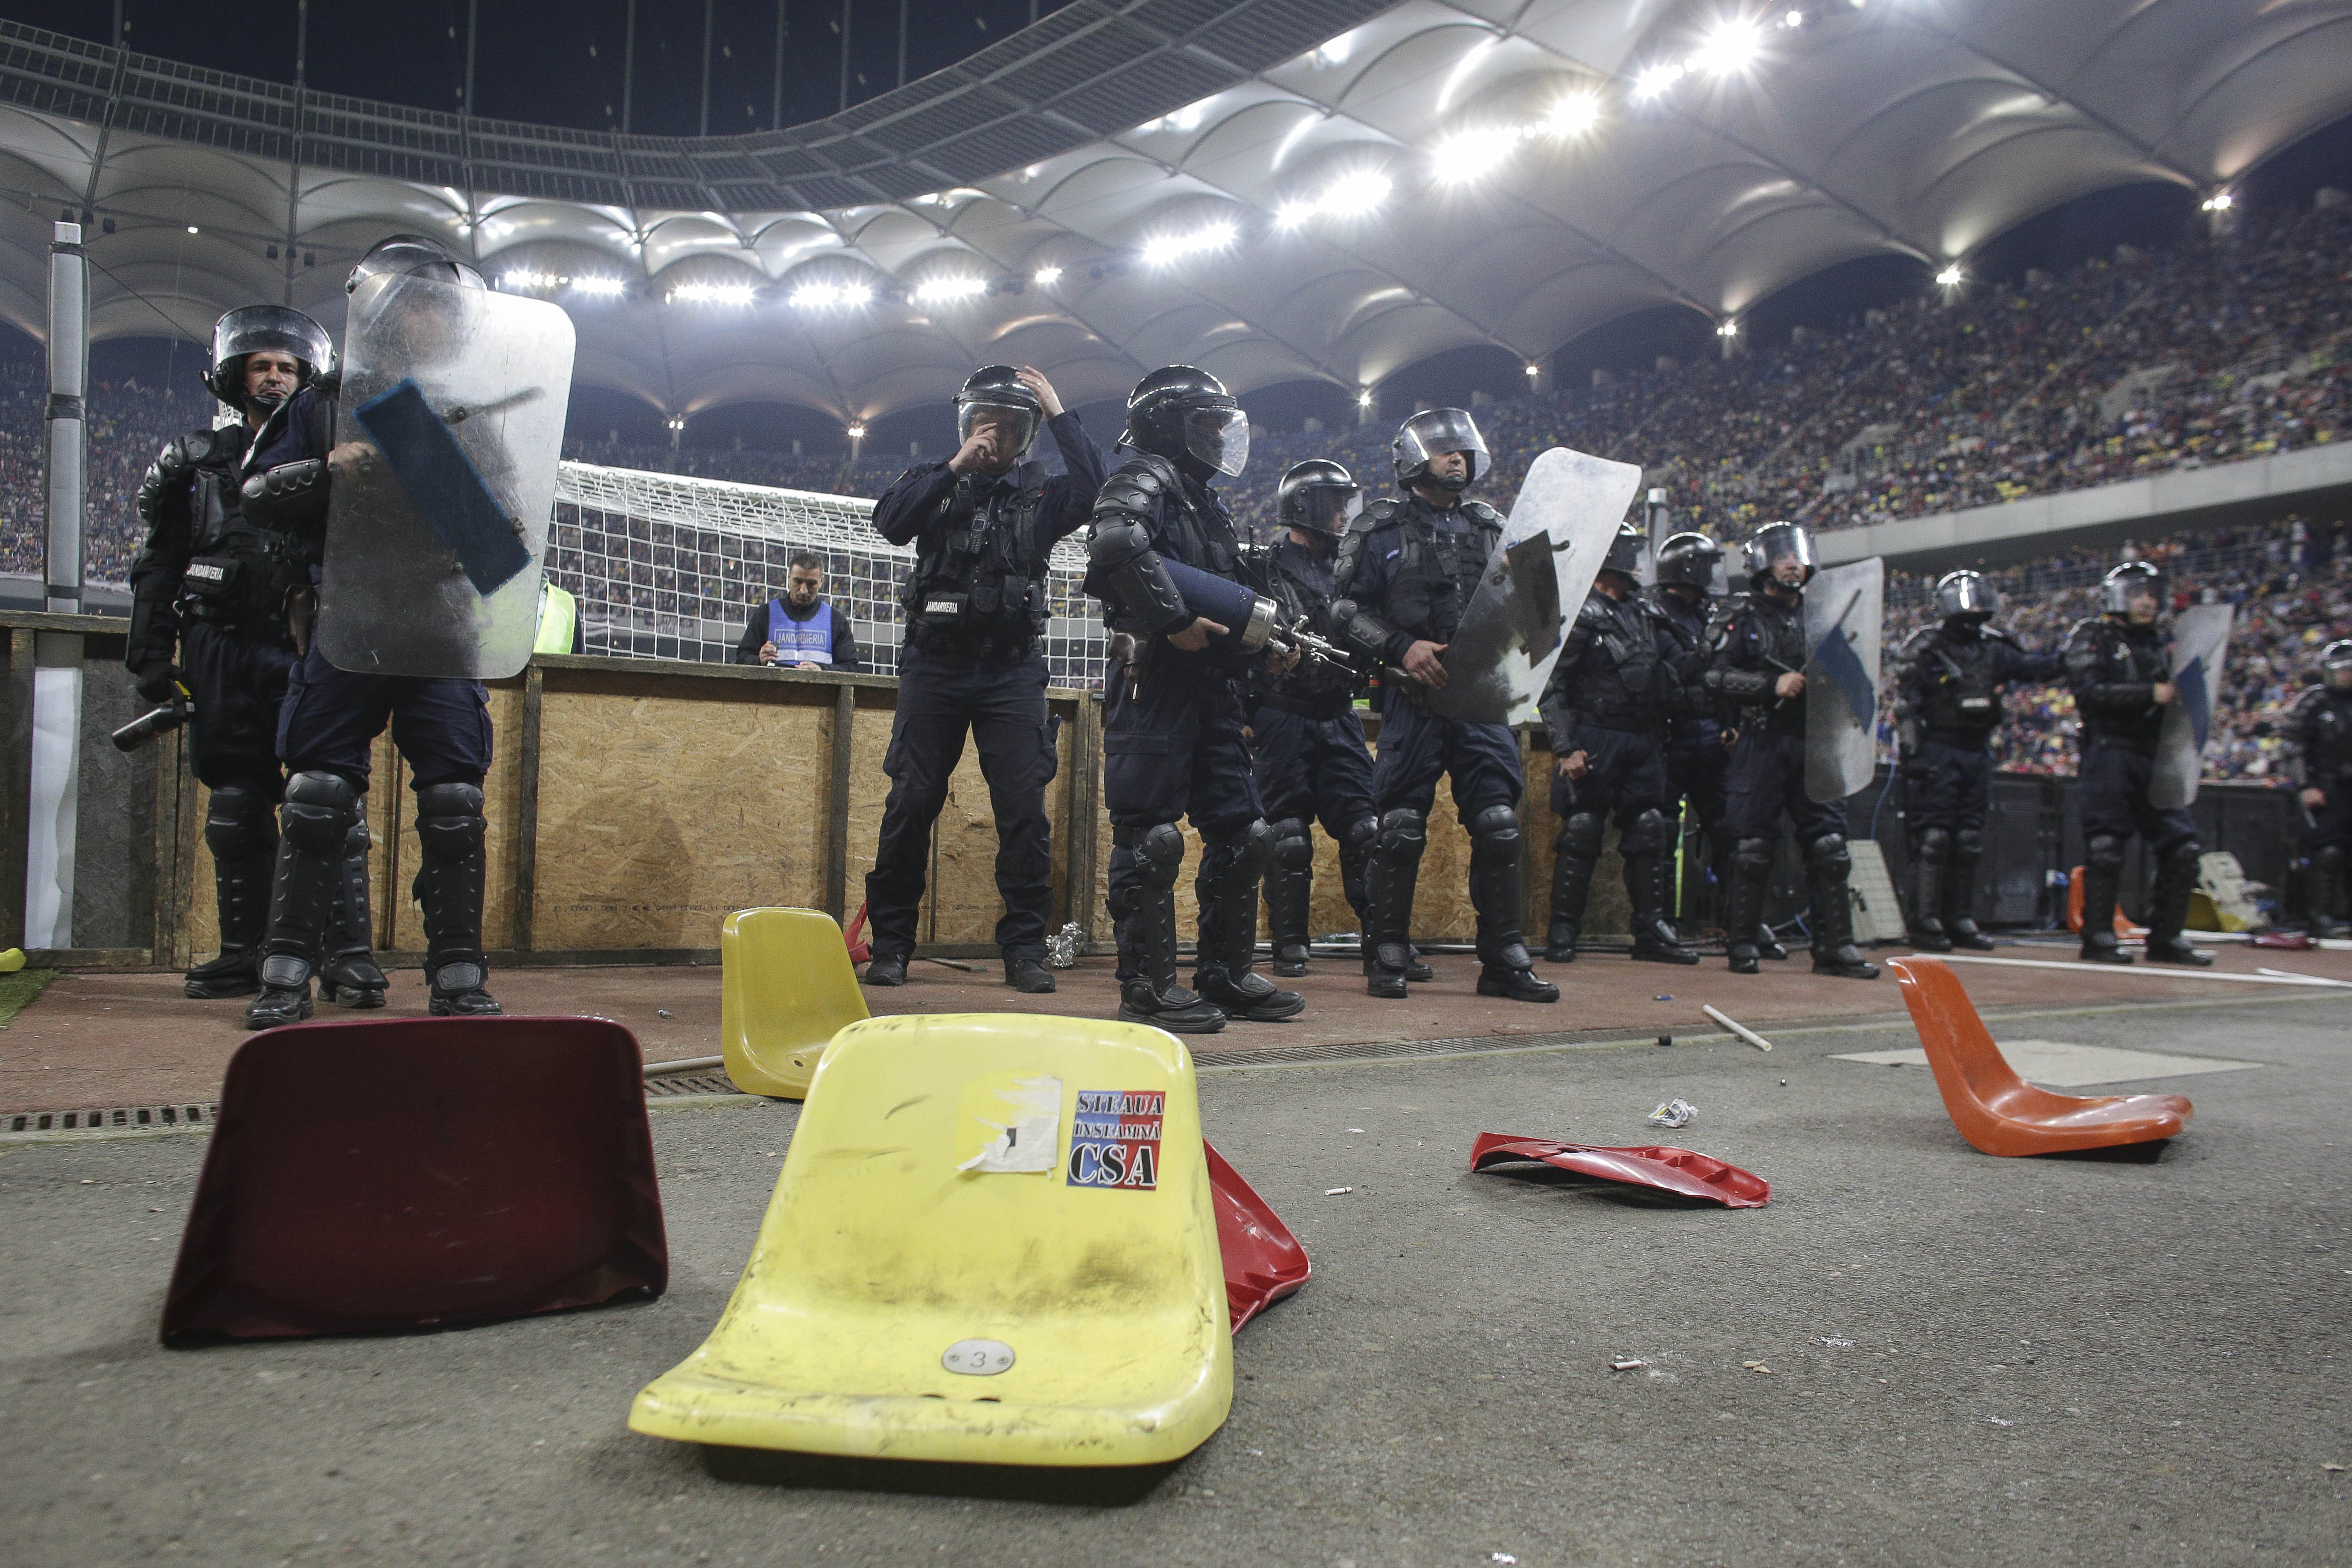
[
  {"x1": 1943, "y1": 830, "x2": 1998, "y2": 951},
  {"x1": 2078, "y1": 837, "x2": 2131, "y2": 965},
  {"x1": 321, "y1": 813, "x2": 388, "y2": 1008},
  {"x1": 1363, "y1": 809, "x2": 1424, "y2": 998},
  {"x1": 415, "y1": 783, "x2": 502, "y2": 1015},
  {"x1": 1724, "y1": 838, "x2": 1770, "y2": 975},
  {"x1": 1806, "y1": 835, "x2": 1880, "y2": 980},
  {"x1": 188, "y1": 783, "x2": 274, "y2": 999},
  {"x1": 1263, "y1": 819, "x2": 1314, "y2": 977},
  {"x1": 1624, "y1": 845, "x2": 1699, "y2": 966},
  {"x1": 1908, "y1": 828, "x2": 1953, "y2": 952},
  {"x1": 245, "y1": 772, "x2": 358, "y2": 1030},
  {"x1": 2141, "y1": 841, "x2": 2214, "y2": 967},
  {"x1": 1193, "y1": 826, "x2": 1304, "y2": 1021},
  {"x1": 1117, "y1": 825, "x2": 1226, "y2": 1033},
  {"x1": 1546, "y1": 815, "x2": 1598, "y2": 964},
  {"x1": 1468, "y1": 806, "x2": 1557, "y2": 1003}
]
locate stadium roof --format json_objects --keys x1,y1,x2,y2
[{"x1": 0, "y1": 0, "x2": 2347, "y2": 425}]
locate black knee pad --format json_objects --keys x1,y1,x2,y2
[
  {"x1": 1805, "y1": 833, "x2": 1850, "y2": 869},
  {"x1": 2085, "y1": 834, "x2": 2126, "y2": 872},
  {"x1": 1953, "y1": 826, "x2": 1983, "y2": 859},
  {"x1": 1732, "y1": 836, "x2": 1774, "y2": 877},
  {"x1": 280, "y1": 770, "x2": 359, "y2": 857},
  {"x1": 1239, "y1": 817, "x2": 1275, "y2": 870},
  {"x1": 1343, "y1": 814, "x2": 1379, "y2": 855},
  {"x1": 415, "y1": 781, "x2": 486, "y2": 865},
  {"x1": 1468, "y1": 804, "x2": 1520, "y2": 867},
  {"x1": 2318, "y1": 844, "x2": 2348, "y2": 875},
  {"x1": 1619, "y1": 808, "x2": 1671, "y2": 861},
  {"x1": 1375, "y1": 808, "x2": 1426, "y2": 853},
  {"x1": 1913, "y1": 825, "x2": 1952, "y2": 863},
  {"x1": 2161, "y1": 840, "x2": 2202, "y2": 879},
  {"x1": 203, "y1": 783, "x2": 276, "y2": 860},
  {"x1": 1556, "y1": 811, "x2": 1604, "y2": 860},
  {"x1": 1270, "y1": 817, "x2": 1313, "y2": 870},
  {"x1": 1135, "y1": 822, "x2": 1186, "y2": 890}
]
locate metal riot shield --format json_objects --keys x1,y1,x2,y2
[
  {"x1": 2150, "y1": 603, "x2": 2233, "y2": 809},
  {"x1": 1803, "y1": 556, "x2": 1883, "y2": 803},
  {"x1": 1423, "y1": 445, "x2": 1642, "y2": 725},
  {"x1": 318, "y1": 273, "x2": 575, "y2": 679}
]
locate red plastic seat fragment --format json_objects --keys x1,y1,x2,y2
[
  {"x1": 1205, "y1": 1140, "x2": 1310, "y2": 1330},
  {"x1": 1469, "y1": 1132, "x2": 1770, "y2": 1208},
  {"x1": 162, "y1": 1015, "x2": 667, "y2": 1345}
]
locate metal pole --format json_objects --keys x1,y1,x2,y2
[
  {"x1": 773, "y1": 0, "x2": 787, "y2": 128},
  {"x1": 896, "y1": 0, "x2": 906, "y2": 87},
  {"x1": 839, "y1": 0, "x2": 851, "y2": 113},
  {"x1": 31, "y1": 220, "x2": 88, "y2": 950},
  {"x1": 283, "y1": 0, "x2": 306, "y2": 306},
  {"x1": 699, "y1": 0, "x2": 713, "y2": 136},
  {"x1": 622, "y1": 0, "x2": 636, "y2": 132},
  {"x1": 464, "y1": 0, "x2": 478, "y2": 117}
]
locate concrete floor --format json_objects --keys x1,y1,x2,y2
[
  {"x1": 3, "y1": 987, "x2": 2348, "y2": 1567},
  {"x1": 7, "y1": 937, "x2": 2349, "y2": 1114}
]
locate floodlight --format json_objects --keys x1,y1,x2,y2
[
  {"x1": 1140, "y1": 222, "x2": 1237, "y2": 267},
  {"x1": 914, "y1": 276, "x2": 987, "y2": 304},
  {"x1": 790, "y1": 280, "x2": 873, "y2": 309},
  {"x1": 1432, "y1": 127, "x2": 1522, "y2": 182},
  {"x1": 1935, "y1": 263, "x2": 1963, "y2": 287},
  {"x1": 1033, "y1": 265, "x2": 1063, "y2": 286},
  {"x1": 666, "y1": 281, "x2": 756, "y2": 305},
  {"x1": 571, "y1": 276, "x2": 628, "y2": 296},
  {"x1": 1691, "y1": 18, "x2": 1763, "y2": 77},
  {"x1": 1632, "y1": 62, "x2": 1684, "y2": 101},
  {"x1": 1542, "y1": 92, "x2": 1602, "y2": 138}
]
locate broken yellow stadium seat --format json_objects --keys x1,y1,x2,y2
[
  {"x1": 630, "y1": 1013, "x2": 1232, "y2": 1467},
  {"x1": 718, "y1": 907, "x2": 870, "y2": 1100}
]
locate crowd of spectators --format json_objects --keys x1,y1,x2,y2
[{"x1": 0, "y1": 363, "x2": 222, "y2": 580}]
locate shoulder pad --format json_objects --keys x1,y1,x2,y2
[
  {"x1": 1095, "y1": 464, "x2": 1165, "y2": 515},
  {"x1": 1896, "y1": 625, "x2": 1936, "y2": 656},
  {"x1": 2063, "y1": 616, "x2": 2110, "y2": 644},
  {"x1": 1984, "y1": 626, "x2": 2023, "y2": 649},
  {"x1": 1356, "y1": 497, "x2": 1402, "y2": 530},
  {"x1": 1111, "y1": 451, "x2": 1176, "y2": 494},
  {"x1": 1460, "y1": 500, "x2": 1503, "y2": 529},
  {"x1": 1574, "y1": 593, "x2": 1615, "y2": 629},
  {"x1": 182, "y1": 430, "x2": 220, "y2": 465}
]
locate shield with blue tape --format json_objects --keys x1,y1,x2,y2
[
  {"x1": 1803, "y1": 556, "x2": 1884, "y2": 803},
  {"x1": 318, "y1": 273, "x2": 575, "y2": 679},
  {"x1": 2151, "y1": 603, "x2": 2233, "y2": 809}
]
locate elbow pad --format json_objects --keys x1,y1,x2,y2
[
  {"x1": 1328, "y1": 598, "x2": 1396, "y2": 663},
  {"x1": 242, "y1": 460, "x2": 329, "y2": 534},
  {"x1": 1090, "y1": 515, "x2": 1188, "y2": 637}
]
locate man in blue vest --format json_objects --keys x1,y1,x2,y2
[
  {"x1": 861, "y1": 365, "x2": 1102, "y2": 992},
  {"x1": 736, "y1": 552, "x2": 862, "y2": 671}
]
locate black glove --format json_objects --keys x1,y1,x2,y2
[{"x1": 133, "y1": 661, "x2": 185, "y2": 706}]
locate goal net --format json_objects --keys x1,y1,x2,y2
[{"x1": 550, "y1": 462, "x2": 1108, "y2": 689}]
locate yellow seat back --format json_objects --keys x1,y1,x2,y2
[
  {"x1": 629, "y1": 1012, "x2": 1233, "y2": 1467},
  {"x1": 718, "y1": 908, "x2": 870, "y2": 1100}
]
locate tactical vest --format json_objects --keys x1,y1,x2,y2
[
  {"x1": 1646, "y1": 586, "x2": 1719, "y2": 747},
  {"x1": 901, "y1": 464, "x2": 1049, "y2": 655},
  {"x1": 768, "y1": 600, "x2": 840, "y2": 665},
  {"x1": 2066, "y1": 618, "x2": 2173, "y2": 749},
  {"x1": 1357, "y1": 497, "x2": 1498, "y2": 644},
  {"x1": 1255, "y1": 538, "x2": 1358, "y2": 710},
  {"x1": 1714, "y1": 591, "x2": 1811, "y2": 739},
  {"x1": 1913, "y1": 628, "x2": 2008, "y2": 743},
  {"x1": 1557, "y1": 591, "x2": 1661, "y2": 732},
  {"x1": 175, "y1": 425, "x2": 308, "y2": 644},
  {"x1": 2292, "y1": 686, "x2": 2352, "y2": 783}
]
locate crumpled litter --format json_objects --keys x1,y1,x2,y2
[
  {"x1": 1045, "y1": 921, "x2": 1084, "y2": 969},
  {"x1": 1609, "y1": 1357, "x2": 1648, "y2": 1372},
  {"x1": 1646, "y1": 1097, "x2": 1697, "y2": 1130}
]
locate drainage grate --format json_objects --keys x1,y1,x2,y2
[
  {"x1": 642, "y1": 1073, "x2": 744, "y2": 1099},
  {"x1": 2, "y1": 1102, "x2": 218, "y2": 1140}
]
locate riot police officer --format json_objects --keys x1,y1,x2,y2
[
  {"x1": 1705, "y1": 522, "x2": 1879, "y2": 979},
  {"x1": 125, "y1": 305, "x2": 385, "y2": 1007},
  {"x1": 243, "y1": 234, "x2": 509, "y2": 1026},
  {"x1": 1247, "y1": 460, "x2": 1392, "y2": 978},
  {"x1": 1891, "y1": 570, "x2": 2060, "y2": 951},
  {"x1": 2062, "y1": 561, "x2": 2213, "y2": 966},
  {"x1": 1086, "y1": 366, "x2": 1302, "y2": 1034},
  {"x1": 1539, "y1": 523, "x2": 1697, "y2": 966},
  {"x1": 862, "y1": 365, "x2": 1104, "y2": 992},
  {"x1": 1648, "y1": 531, "x2": 1760, "y2": 955},
  {"x1": 2288, "y1": 639, "x2": 2352, "y2": 937},
  {"x1": 1331, "y1": 409, "x2": 1556, "y2": 1004}
]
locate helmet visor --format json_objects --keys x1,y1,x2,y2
[
  {"x1": 1655, "y1": 534, "x2": 1722, "y2": 591},
  {"x1": 1934, "y1": 573, "x2": 2000, "y2": 619},
  {"x1": 213, "y1": 305, "x2": 333, "y2": 381},
  {"x1": 1291, "y1": 482, "x2": 1362, "y2": 535},
  {"x1": 2324, "y1": 640, "x2": 2352, "y2": 674},
  {"x1": 955, "y1": 400, "x2": 1039, "y2": 463},
  {"x1": 1749, "y1": 524, "x2": 1817, "y2": 585},
  {"x1": 2102, "y1": 568, "x2": 2166, "y2": 616},
  {"x1": 1396, "y1": 408, "x2": 1489, "y2": 485},
  {"x1": 1186, "y1": 406, "x2": 1250, "y2": 477},
  {"x1": 1601, "y1": 528, "x2": 1647, "y2": 579}
]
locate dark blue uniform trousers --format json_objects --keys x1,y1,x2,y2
[
  {"x1": 1370, "y1": 695, "x2": 1523, "y2": 819},
  {"x1": 183, "y1": 620, "x2": 296, "y2": 794},
  {"x1": 2077, "y1": 744, "x2": 2196, "y2": 854},
  {"x1": 276, "y1": 643, "x2": 492, "y2": 790},
  {"x1": 1253, "y1": 701, "x2": 1377, "y2": 925},
  {"x1": 1725, "y1": 731, "x2": 1843, "y2": 844},
  {"x1": 1104, "y1": 654, "x2": 1263, "y2": 979},
  {"x1": 1548, "y1": 725, "x2": 1671, "y2": 827},
  {"x1": 865, "y1": 647, "x2": 1058, "y2": 963},
  {"x1": 1908, "y1": 738, "x2": 1995, "y2": 834}
]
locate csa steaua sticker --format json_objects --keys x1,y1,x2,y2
[{"x1": 1066, "y1": 1089, "x2": 1164, "y2": 1189}]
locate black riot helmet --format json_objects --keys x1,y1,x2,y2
[
  {"x1": 954, "y1": 364, "x2": 1043, "y2": 467},
  {"x1": 1393, "y1": 407, "x2": 1489, "y2": 491},
  {"x1": 1742, "y1": 520, "x2": 1817, "y2": 591},
  {"x1": 1933, "y1": 569, "x2": 2000, "y2": 625},
  {"x1": 1599, "y1": 522, "x2": 1647, "y2": 583},
  {"x1": 202, "y1": 304, "x2": 333, "y2": 410},
  {"x1": 1275, "y1": 458, "x2": 1360, "y2": 537},
  {"x1": 2099, "y1": 560, "x2": 2166, "y2": 619},
  {"x1": 1122, "y1": 365, "x2": 1248, "y2": 479},
  {"x1": 346, "y1": 233, "x2": 487, "y2": 296},
  {"x1": 1654, "y1": 530, "x2": 1722, "y2": 594},
  {"x1": 2322, "y1": 638, "x2": 2352, "y2": 687}
]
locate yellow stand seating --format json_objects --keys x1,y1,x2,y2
[
  {"x1": 718, "y1": 907, "x2": 870, "y2": 1100},
  {"x1": 630, "y1": 1012, "x2": 1233, "y2": 1467}
]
